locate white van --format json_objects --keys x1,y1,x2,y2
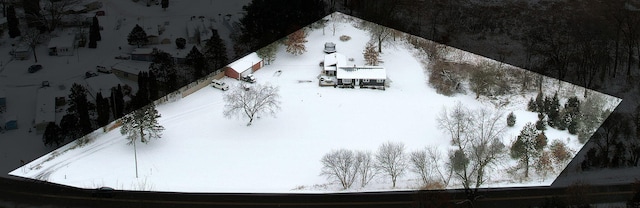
[
  {"x1": 96, "y1": 65, "x2": 111, "y2": 73},
  {"x1": 211, "y1": 80, "x2": 229, "y2": 91}
]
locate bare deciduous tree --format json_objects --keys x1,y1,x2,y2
[
  {"x1": 438, "y1": 104, "x2": 506, "y2": 205},
  {"x1": 20, "y1": 27, "x2": 43, "y2": 63},
  {"x1": 363, "y1": 21, "x2": 392, "y2": 53},
  {"x1": 31, "y1": 0, "x2": 83, "y2": 31},
  {"x1": 376, "y1": 141, "x2": 407, "y2": 188},
  {"x1": 223, "y1": 83, "x2": 281, "y2": 126},
  {"x1": 410, "y1": 149, "x2": 430, "y2": 186},
  {"x1": 355, "y1": 150, "x2": 377, "y2": 188},
  {"x1": 320, "y1": 149, "x2": 359, "y2": 189}
]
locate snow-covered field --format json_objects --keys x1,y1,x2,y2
[{"x1": 8, "y1": 10, "x2": 620, "y2": 192}]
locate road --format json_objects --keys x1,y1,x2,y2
[{"x1": 0, "y1": 176, "x2": 636, "y2": 208}]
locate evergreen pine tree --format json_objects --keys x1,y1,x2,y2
[
  {"x1": 185, "y1": 45, "x2": 205, "y2": 79},
  {"x1": 507, "y1": 111, "x2": 516, "y2": 127},
  {"x1": 88, "y1": 20, "x2": 98, "y2": 48},
  {"x1": 543, "y1": 95, "x2": 552, "y2": 116},
  {"x1": 534, "y1": 91, "x2": 544, "y2": 113},
  {"x1": 67, "y1": 83, "x2": 94, "y2": 135},
  {"x1": 161, "y1": 0, "x2": 169, "y2": 11},
  {"x1": 536, "y1": 112, "x2": 547, "y2": 131},
  {"x1": 93, "y1": 16, "x2": 101, "y2": 41},
  {"x1": 128, "y1": 24, "x2": 148, "y2": 47},
  {"x1": 96, "y1": 92, "x2": 111, "y2": 127},
  {"x1": 43, "y1": 122, "x2": 61, "y2": 147},
  {"x1": 547, "y1": 92, "x2": 561, "y2": 128},
  {"x1": 175, "y1": 37, "x2": 186, "y2": 49},
  {"x1": 203, "y1": 29, "x2": 228, "y2": 73},
  {"x1": 7, "y1": 5, "x2": 20, "y2": 38},
  {"x1": 527, "y1": 97, "x2": 537, "y2": 112},
  {"x1": 150, "y1": 49, "x2": 178, "y2": 92},
  {"x1": 113, "y1": 84, "x2": 125, "y2": 117},
  {"x1": 59, "y1": 114, "x2": 80, "y2": 140},
  {"x1": 148, "y1": 70, "x2": 159, "y2": 101},
  {"x1": 510, "y1": 122, "x2": 541, "y2": 178}
]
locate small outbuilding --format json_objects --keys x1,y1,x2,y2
[
  {"x1": 224, "y1": 52, "x2": 264, "y2": 79},
  {"x1": 130, "y1": 48, "x2": 155, "y2": 62},
  {"x1": 4, "y1": 115, "x2": 17, "y2": 130},
  {"x1": 48, "y1": 36, "x2": 75, "y2": 56}
]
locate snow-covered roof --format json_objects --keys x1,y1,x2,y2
[
  {"x1": 144, "y1": 27, "x2": 159, "y2": 37},
  {"x1": 85, "y1": 74, "x2": 124, "y2": 99},
  {"x1": 131, "y1": 48, "x2": 155, "y2": 55},
  {"x1": 186, "y1": 17, "x2": 213, "y2": 41},
  {"x1": 227, "y1": 52, "x2": 262, "y2": 73},
  {"x1": 336, "y1": 66, "x2": 387, "y2": 80},
  {"x1": 324, "y1": 53, "x2": 346, "y2": 72},
  {"x1": 112, "y1": 61, "x2": 151, "y2": 75},
  {"x1": 48, "y1": 36, "x2": 75, "y2": 48},
  {"x1": 153, "y1": 44, "x2": 195, "y2": 59},
  {"x1": 35, "y1": 88, "x2": 58, "y2": 125}
]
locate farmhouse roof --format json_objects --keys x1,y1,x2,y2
[
  {"x1": 111, "y1": 60, "x2": 151, "y2": 75},
  {"x1": 85, "y1": 74, "x2": 124, "y2": 99},
  {"x1": 336, "y1": 65, "x2": 386, "y2": 80},
  {"x1": 227, "y1": 52, "x2": 262, "y2": 73},
  {"x1": 35, "y1": 87, "x2": 60, "y2": 125},
  {"x1": 131, "y1": 48, "x2": 155, "y2": 55},
  {"x1": 48, "y1": 36, "x2": 75, "y2": 48},
  {"x1": 324, "y1": 52, "x2": 346, "y2": 72}
]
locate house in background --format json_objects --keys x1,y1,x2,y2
[
  {"x1": 224, "y1": 52, "x2": 264, "y2": 79},
  {"x1": 48, "y1": 35, "x2": 75, "y2": 56},
  {"x1": 130, "y1": 48, "x2": 155, "y2": 62},
  {"x1": 336, "y1": 65, "x2": 386, "y2": 90},
  {"x1": 111, "y1": 61, "x2": 150, "y2": 82},
  {"x1": 11, "y1": 44, "x2": 31, "y2": 60},
  {"x1": 34, "y1": 88, "x2": 58, "y2": 134},
  {"x1": 85, "y1": 74, "x2": 125, "y2": 101},
  {"x1": 186, "y1": 16, "x2": 213, "y2": 45}
]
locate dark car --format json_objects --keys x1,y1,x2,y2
[
  {"x1": 85, "y1": 71, "x2": 98, "y2": 78},
  {"x1": 92, "y1": 187, "x2": 115, "y2": 198},
  {"x1": 28, "y1": 64, "x2": 43, "y2": 73}
]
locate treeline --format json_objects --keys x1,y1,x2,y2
[{"x1": 335, "y1": 0, "x2": 640, "y2": 171}]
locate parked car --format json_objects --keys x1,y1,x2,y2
[
  {"x1": 241, "y1": 74, "x2": 256, "y2": 83},
  {"x1": 28, "y1": 64, "x2": 43, "y2": 73},
  {"x1": 211, "y1": 80, "x2": 229, "y2": 91},
  {"x1": 96, "y1": 65, "x2": 111, "y2": 73},
  {"x1": 92, "y1": 187, "x2": 115, "y2": 198},
  {"x1": 85, "y1": 71, "x2": 98, "y2": 78}
]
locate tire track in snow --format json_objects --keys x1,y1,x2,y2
[{"x1": 32, "y1": 134, "x2": 123, "y2": 181}]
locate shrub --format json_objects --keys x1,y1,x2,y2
[
  {"x1": 340, "y1": 35, "x2": 351, "y2": 41},
  {"x1": 507, "y1": 112, "x2": 516, "y2": 127}
]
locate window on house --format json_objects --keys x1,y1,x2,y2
[
  {"x1": 377, "y1": 79, "x2": 384, "y2": 83},
  {"x1": 363, "y1": 79, "x2": 370, "y2": 82}
]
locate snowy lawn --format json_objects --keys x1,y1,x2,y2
[{"x1": 9, "y1": 13, "x2": 620, "y2": 193}]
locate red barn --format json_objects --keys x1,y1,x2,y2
[{"x1": 224, "y1": 52, "x2": 263, "y2": 79}]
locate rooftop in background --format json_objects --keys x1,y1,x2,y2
[
  {"x1": 84, "y1": 74, "x2": 125, "y2": 100},
  {"x1": 227, "y1": 52, "x2": 262, "y2": 73}
]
